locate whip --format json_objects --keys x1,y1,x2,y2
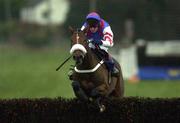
[{"x1": 56, "y1": 55, "x2": 72, "y2": 71}]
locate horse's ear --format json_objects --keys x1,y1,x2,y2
[
  {"x1": 69, "y1": 26, "x2": 74, "y2": 34},
  {"x1": 82, "y1": 26, "x2": 89, "y2": 34}
]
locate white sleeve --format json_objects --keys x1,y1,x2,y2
[
  {"x1": 101, "y1": 26, "x2": 114, "y2": 47},
  {"x1": 81, "y1": 25, "x2": 86, "y2": 31},
  {"x1": 81, "y1": 22, "x2": 87, "y2": 31}
]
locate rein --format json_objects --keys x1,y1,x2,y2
[{"x1": 74, "y1": 60, "x2": 104, "y2": 73}]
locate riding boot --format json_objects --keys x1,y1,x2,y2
[
  {"x1": 106, "y1": 56, "x2": 120, "y2": 77},
  {"x1": 96, "y1": 49, "x2": 120, "y2": 77},
  {"x1": 111, "y1": 66, "x2": 120, "y2": 77}
]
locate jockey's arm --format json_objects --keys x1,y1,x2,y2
[
  {"x1": 80, "y1": 23, "x2": 114, "y2": 47},
  {"x1": 81, "y1": 22, "x2": 87, "y2": 31},
  {"x1": 101, "y1": 26, "x2": 114, "y2": 47}
]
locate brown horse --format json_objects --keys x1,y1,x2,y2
[{"x1": 69, "y1": 27, "x2": 124, "y2": 111}]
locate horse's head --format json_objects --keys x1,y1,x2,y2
[{"x1": 69, "y1": 27, "x2": 88, "y2": 65}]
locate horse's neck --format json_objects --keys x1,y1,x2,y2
[{"x1": 79, "y1": 48, "x2": 98, "y2": 69}]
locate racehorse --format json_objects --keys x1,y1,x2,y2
[{"x1": 69, "y1": 27, "x2": 124, "y2": 112}]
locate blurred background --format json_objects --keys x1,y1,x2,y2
[{"x1": 0, "y1": 0, "x2": 180, "y2": 99}]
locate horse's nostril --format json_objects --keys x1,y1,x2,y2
[
  {"x1": 73, "y1": 55, "x2": 83, "y2": 60},
  {"x1": 80, "y1": 55, "x2": 84, "y2": 59},
  {"x1": 73, "y1": 56, "x2": 76, "y2": 60}
]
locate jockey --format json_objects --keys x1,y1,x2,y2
[{"x1": 81, "y1": 12, "x2": 119, "y2": 77}]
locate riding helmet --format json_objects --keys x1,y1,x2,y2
[{"x1": 86, "y1": 12, "x2": 101, "y2": 27}]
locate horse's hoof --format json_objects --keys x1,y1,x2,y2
[{"x1": 99, "y1": 105, "x2": 106, "y2": 112}]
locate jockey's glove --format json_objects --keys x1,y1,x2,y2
[
  {"x1": 92, "y1": 40, "x2": 103, "y2": 45},
  {"x1": 88, "y1": 39, "x2": 103, "y2": 45},
  {"x1": 87, "y1": 39, "x2": 93, "y2": 43}
]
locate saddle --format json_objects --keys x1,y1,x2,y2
[{"x1": 91, "y1": 48, "x2": 113, "y2": 84}]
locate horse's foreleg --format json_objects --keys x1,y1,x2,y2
[
  {"x1": 90, "y1": 84, "x2": 108, "y2": 112},
  {"x1": 71, "y1": 81, "x2": 89, "y2": 101},
  {"x1": 95, "y1": 97, "x2": 106, "y2": 112},
  {"x1": 90, "y1": 84, "x2": 108, "y2": 97}
]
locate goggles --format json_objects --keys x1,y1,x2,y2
[
  {"x1": 87, "y1": 19, "x2": 99, "y2": 28},
  {"x1": 90, "y1": 24, "x2": 98, "y2": 28}
]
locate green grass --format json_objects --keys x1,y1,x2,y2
[
  {"x1": 125, "y1": 80, "x2": 180, "y2": 98},
  {"x1": 0, "y1": 44, "x2": 180, "y2": 99},
  {"x1": 0, "y1": 44, "x2": 74, "y2": 98}
]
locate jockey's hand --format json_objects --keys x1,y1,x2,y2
[
  {"x1": 92, "y1": 40, "x2": 103, "y2": 45},
  {"x1": 87, "y1": 39, "x2": 93, "y2": 43}
]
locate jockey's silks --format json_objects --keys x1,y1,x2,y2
[
  {"x1": 87, "y1": 28, "x2": 103, "y2": 42},
  {"x1": 81, "y1": 18, "x2": 114, "y2": 51}
]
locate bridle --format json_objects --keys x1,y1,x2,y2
[
  {"x1": 76, "y1": 30, "x2": 80, "y2": 44},
  {"x1": 70, "y1": 29, "x2": 104, "y2": 73},
  {"x1": 70, "y1": 29, "x2": 87, "y2": 55}
]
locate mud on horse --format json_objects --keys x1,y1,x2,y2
[{"x1": 69, "y1": 27, "x2": 124, "y2": 112}]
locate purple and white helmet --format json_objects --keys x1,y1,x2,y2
[
  {"x1": 86, "y1": 12, "x2": 101, "y2": 21},
  {"x1": 86, "y1": 12, "x2": 101, "y2": 27}
]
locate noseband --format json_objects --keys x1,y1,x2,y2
[{"x1": 70, "y1": 30, "x2": 87, "y2": 55}]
